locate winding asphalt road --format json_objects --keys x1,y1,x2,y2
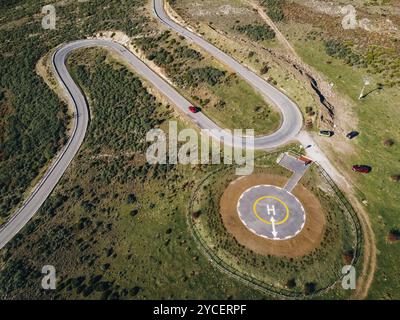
[{"x1": 0, "y1": 0, "x2": 303, "y2": 249}]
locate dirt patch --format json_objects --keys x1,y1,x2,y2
[{"x1": 220, "y1": 173, "x2": 326, "y2": 258}]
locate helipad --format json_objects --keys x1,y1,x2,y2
[{"x1": 237, "y1": 185, "x2": 306, "y2": 240}]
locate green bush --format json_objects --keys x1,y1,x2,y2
[
  {"x1": 268, "y1": 6, "x2": 284, "y2": 22},
  {"x1": 324, "y1": 39, "x2": 365, "y2": 67},
  {"x1": 261, "y1": 0, "x2": 285, "y2": 22},
  {"x1": 234, "y1": 24, "x2": 275, "y2": 41},
  {"x1": 184, "y1": 67, "x2": 226, "y2": 87}
]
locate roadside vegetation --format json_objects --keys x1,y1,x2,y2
[
  {"x1": 0, "y1": 48, "x2": 267, "y2": 299},
  {"x1": 0, "y1": 0, "x2": 148, "y2": 223},
  {"x1": 323, "y1": 39, "x2": 366, "y2": 68},
  {"x1": 170, "y1": 0, "x2": 320, "y2": 130},
  {"x1": 233, "y1": 23, "x2": 276, "y2": 41},
  {"x1": 260, "y1": 0, "x2": 285, "y2": 22},
  {"x1": 135, "y1": 30, "x2": 281, "y2": 135}
]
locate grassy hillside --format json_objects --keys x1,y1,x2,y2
[
  {"x1": 2, "y1": 0, "x2": 398, "y2": 300},
  {"x1": 272, "y1": 0, "x2": 400, "y2": 299},
  {"x1": 170, "y1": 0, "x2": 400, "y2": 299},
  {"x1": 0, "y1": 48, "x2": 266, "y2": 299},
  {"x1": 170, "y1": 0, "x2": 320, "y2": 130},
  {"x1": 0, "y1": 0, "x2": 148, "y2": 223},
  {"x1": 134, "y1": 30, "x2": 281, "y2": 135},
  {"x1": 294, "y1": 39, "x2": 400, "y2": 299}
]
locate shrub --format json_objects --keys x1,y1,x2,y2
[
  {"x1": 324, "y1": 40, "x2": 364, "y2": 67},
  {"x1": 268, "y1": 6, "x2": 284, "y2": 22},
  {"x1": 214, "y1": 100, "x2": 226, "y2": 110},
  {"x1": 260, "y1": 64, "x2": 269, "y2": 74},
  {"x1": 234, "y1": 24, "x2": 275, "y2": 41},
  {"x1": 130, "y1": 209, "x2": 139, "y2": 217},
  {"x1": 342, "y1": 250, "x2": 354, "y2": 264},
  {"x1": 126, "y1": 193, "x2": 137, "y2": 204},
  {"x1": 388, "y1": 229, "x2": 400, "y2": 242},
  {"x1": 130, "y1": 286, "x2": 141, "y2": 296},
  {"x1": 304, "y1": 282, "x2": 317, "y2": 295},
  {"x1": 184, "y1": 67, "x2": 226, "y2": 87},
  {"x1": 286, "y1": 278, "x2": 296, "y2": 289},
  {"x1": 192, "y1": 210, "x2": 202, "y2": 219},
  {"x1": 262, "y1": 0, "x2": 285, "y2": 21}
]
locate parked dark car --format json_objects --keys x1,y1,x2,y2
[
  {"x1": 352, "y1": 165, "x2": 372, "y2": 174},
  {"x1": 346, "y1": 131, "x2": 359, "y2": 139},
  {"x1": 319, "y1": 130, "x2": 334, "y2": 137}
]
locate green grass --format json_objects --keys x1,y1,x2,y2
[
  {"x1": 294, "y1": 39, "x2": 400, "y2": 299},
  {"x1": 135, "y1": 30, "x2": 281, "y2": 135},
  {"x1": 0, "y1": 48, "x2": 267, "y2": 299},
  {"x1": 0, "y1": 46, "x2": 360, "y2": 299},
  {"x1": 206, "y1": 77, "x2": 281, "y2": 134},
  {"x1": 171, "y1": 0, "x2": 319, "y2": 130},
  {"x1": 0, "y1": 0, "x2": 148, "y2": 221}
]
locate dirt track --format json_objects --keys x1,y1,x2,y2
[{"x1": 220, "y1": 173, "x2": 326, "y2": 258}]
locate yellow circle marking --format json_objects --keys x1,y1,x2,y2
[{"x1": 252, "y1": 196, "x2": 290, "y2": 225}]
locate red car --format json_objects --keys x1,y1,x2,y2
[
  {"x1": 352, "y1": 165, "x2": 372, "y2": 174},
  {"x1": 188, "y1": 106, "x2": 200, "y2": 113}
]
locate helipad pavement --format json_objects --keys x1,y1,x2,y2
[{"x1": 237, "y1": 185, "x2": 306, "y2": 240}]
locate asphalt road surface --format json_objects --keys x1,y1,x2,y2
[
  {"x1": 153, "y1": 0, "x2": 303, "y2": 149},
  {"x1": 0, "y1": 0, "x2": 303, "y2": 249},
  {"x1": 237, "y1": 185, "x2": 306, "y2": 240},
  {"x1": 278, "y1": 153, "x2": 310, "y2": 192}
]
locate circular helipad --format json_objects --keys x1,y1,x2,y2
[{"x1": 237, "y1": 185, "x2": 306, "y2": 240}]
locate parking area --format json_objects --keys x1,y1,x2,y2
[{"x1": 277, "y1": 153, "x2": 312, "y2": 192}]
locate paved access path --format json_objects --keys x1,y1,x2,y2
[{"x1": 277, "y1": 153, "x2": 311, "y2": 192}]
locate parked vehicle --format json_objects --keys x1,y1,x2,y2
[
  {"x1": 319, "y1": 130, "x2": 334, "y2": 137},
  {"x1": 352, "y1": 165, "x2": 372, "y2": 174},
  {"x1": 346, "y1": 131, "x2": 359, "y2": 139},
  {"x1": 188, "y1": 106, "x2": 201, "y2": 113}
]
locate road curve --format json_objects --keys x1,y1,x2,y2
[
  {"x1": 153, "y1": 0, "x2": 303, "y2": 148},
  {"x1": 0, "y1": 0, "x2": 303, "y2": 249}
]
